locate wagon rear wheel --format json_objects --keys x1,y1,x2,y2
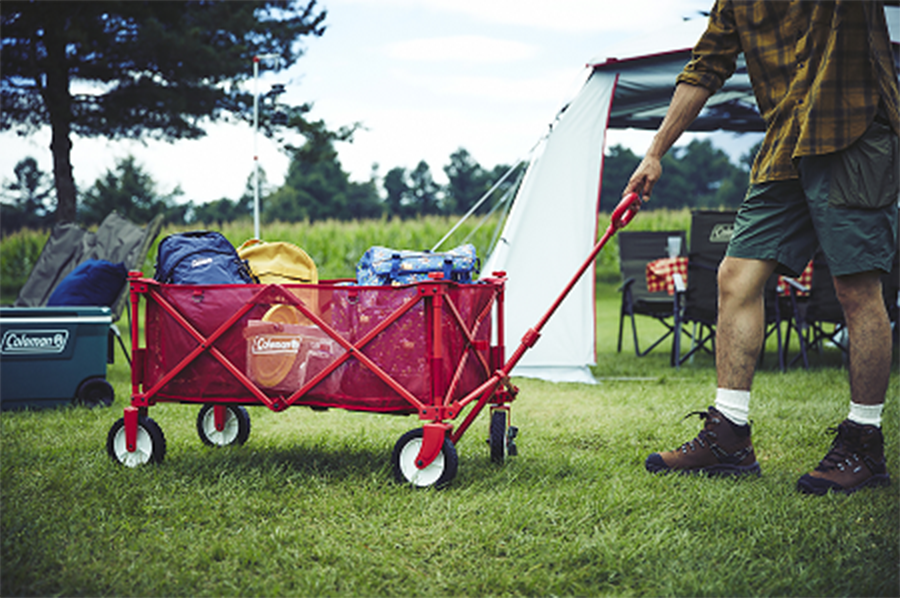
[{"x1": 197, "y1": 404, "x2": 251, "y2": 447}]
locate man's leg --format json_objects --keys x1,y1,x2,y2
[
  {"x1": 643, "y1": 256, "x2": 774, "y2": 477},
  {"x1": 836, "y1": 272, "x2": 892, "y2": 407},
  {"x1": 795, "y1": 110, "x2": 897, "y2": 494},
  {"x1": 797, "y1": 271, "x2": 892, "y2": 495},
  {"x1": 716, "y1": 257, "x2": 778, "y2": 391},
  {"x1": 711, "y1": 256, "x2": 778, "y2": 427}
]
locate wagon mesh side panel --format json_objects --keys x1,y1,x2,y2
[
  {"x1": 312, "y1": 286, "x2": 425, "y2": 411},
  {"x1": 144, "y1": 285, "x2": 267, "y2": 399},
  {"x1": 443, "y1": 284, "x2": 495, "y2": 402},
  {"x1": 141, "y1": 282, "x2": 495, "y2": 413}
]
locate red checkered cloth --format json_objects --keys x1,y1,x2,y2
[
  {"x1": 646, "y1": 257, "x2": 687, "y2": 295},
  {"x1": 777, "y1": 260, "x2": 813, "y2": 296},
  {"x1": 646, "y1": 258, "x2": 813, "y2": 297}
]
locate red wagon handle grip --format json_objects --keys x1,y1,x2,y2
[{"x1": 611, "y1": 192, "x2": 640, "y2": 231}]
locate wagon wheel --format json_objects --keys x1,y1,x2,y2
[
  {"x1": 196, "y1": 404, "x2": 251, "y2": 447},
  {"x1": 489, "y1": 410, "x2": 507, "y2": 464},
  {"x1": 75, "y1": 377, "x2": 114, "y2": 408},
  {"x1": 106, "y1": 416, "x2": 166, "y2": 467},
  {"x1": 392, "y1": 428, "x2": 458, "y2": 489}
]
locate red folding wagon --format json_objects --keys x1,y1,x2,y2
[{"x1": 107, "y1": 194, "x2": 639, "y2": 487}]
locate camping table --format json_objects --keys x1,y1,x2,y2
[{"x1": 646, "y1": 257, "x2": 813, "y2": 296}]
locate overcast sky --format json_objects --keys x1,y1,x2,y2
[{"x1": 1, "y1": 0, "x2": 766, "y2": 206}]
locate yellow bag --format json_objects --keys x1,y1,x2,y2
[
  {"x1": 238, "y1": 239, "x2": 319, "y2": 326},
  {"x1": 237, "y1": 239, "x2": 318, "y2": 284}
]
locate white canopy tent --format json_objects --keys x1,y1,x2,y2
[{"x1": 483, "y1": 10, "x2": 899, "y2": 384}]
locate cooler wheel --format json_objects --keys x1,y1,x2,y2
[{"x1": 75, "y1": 377, "x2": 114, "y2": 408}]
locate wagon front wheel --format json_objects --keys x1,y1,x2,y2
[
  {"x1": 197, "y1": 404, "x2": 251, "y2": 447},
  {"x1": 106, "y1": 416, "x2": 166, "y2": 467},
  {"x1": 392, "y1": 428, "x2": 458, "y2": 488},
  {"x1": 489, "y1": 408, "x2": 518, "y2": 463},
  {"x1": 489, "y1": 409, "x2": 507, "y2": 464}
]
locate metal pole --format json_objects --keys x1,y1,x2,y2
[
  {"x1": 252, "y1": 56, "x2": 260, "y2": 240},
  {"x1": 252, "y1": 54, "x2": 280, "y2": 241}
]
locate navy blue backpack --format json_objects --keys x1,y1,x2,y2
[{"x1": 154, "y1": 231, "x2": 256, "y2": 285}]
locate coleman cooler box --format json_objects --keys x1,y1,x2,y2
[{"x1": 0, "y1": 306, "x2": 115, "y2": 410}]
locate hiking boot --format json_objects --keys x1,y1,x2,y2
[
  {"x1": 645, "y1": 406, "x2": 761, "y2": 477},
  {"x1": 797, "y1": 420, "x2": 891, "y2": 495}
]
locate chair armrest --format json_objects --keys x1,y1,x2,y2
[{"x1": 617, "y1": 277, "x2": 636, "y2": 293}]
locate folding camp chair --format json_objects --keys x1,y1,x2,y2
[
  {"x1": 673, "y1": 210, "x2": 737, "y2": 367},
  {"x1": 792, "y1": 249, "x2": 848, "y2": 364},
  {"x1": 759, "y1": 274, "x2": 785, "y2": 369},
  {"x1": 882, "y1": 245, "x2": 899, "y2": 345},
  {"x1": 616, "y1": 230, "x2": 686, "y2": 359},
  {"x1": 14, "y1": 212, "x2": 164, "y2": 362},
  {"x1": 760, "y1": 271, "x2": 809, "y2": 371},
  {"x1": 15, "y1": 212, "x2": 163, "y2": 320},
  {"x1": 881, "y1": 246, "x2": 900, "y2": 343}
]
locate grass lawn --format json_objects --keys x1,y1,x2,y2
[{"x1": 1, "y1": 282, "x2": 898, "y2": 597}]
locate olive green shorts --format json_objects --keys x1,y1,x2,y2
[{"x1": 727, "y1": 120, "x2": 899, "y2": 278}]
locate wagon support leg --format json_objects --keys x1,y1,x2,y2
[
  {"x1": 124, "y1": 405, "x2": 140, "y2": 453},
  {"x1": 415, "y1": 422, "x2": 452, "y2": 469},
  {"x1": 448, "y1": 369, "x2": 518, "y2": 445},
  {"x1": 214, "y1": 404, "x2": 228, "y2": 432}
]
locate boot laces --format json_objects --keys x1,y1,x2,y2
[
  {"x1": 675, "y1": 409, "x2": 752, "y2": 464},
  {"x1": 816, "y1": 426, "x2": 864, "y2": 474},
  {"x1": 676, "y1": 410, "x2": 718, "y2": 454}
]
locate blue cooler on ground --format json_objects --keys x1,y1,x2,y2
[{"x1": 0, "y1": 306, "x2": 115, "y2": 410}]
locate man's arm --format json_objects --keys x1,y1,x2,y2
[{"x1": 623, "y1": 83, "x2": 712, "y2": 205}]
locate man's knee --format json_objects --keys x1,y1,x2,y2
[{"x1": 717, "y1": 257, "x2": 775, "y2": 305}]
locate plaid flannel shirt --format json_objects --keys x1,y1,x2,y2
[{"x1": 677, "y1": 0, "x2": 900, "y2": 184}]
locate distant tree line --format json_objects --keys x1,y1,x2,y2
[
  {"x1": 0, "y1": 157, "x2": 55, "y2": 231},
  {"x1": 598, "y1": 139, "x2": 759, "y2": 212},
  {"x1": 0, "y1": 141, "x2": 523, "y2": 232}
]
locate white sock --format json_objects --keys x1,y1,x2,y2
[
  {"x1": 715, "y1": 388, "x2": 751, "y2": 427},
  {"x1": 847, "y1": 402, "x2": 883, "y2": 427}
]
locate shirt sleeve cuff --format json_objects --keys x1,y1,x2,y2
[{"x1": 675, "y1": 70, "x2": 724, "y2": 94}]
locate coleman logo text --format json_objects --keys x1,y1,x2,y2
[
  {"x1": 251, "y1": 336, "x2": 301, "y2": 355},
  {"x1": 709, "y1": 223, "x2": 734, "y2": 244},
  {"x1": 1, "y1": 330, "x2": 70, "y2": 355}
]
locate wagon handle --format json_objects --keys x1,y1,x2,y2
[
  {"x1": 611, "y1": 192, "x2": 640, "y2": 231},
  {"x1": 499, "y1": 193, "x2": 641, "y2": 375}
]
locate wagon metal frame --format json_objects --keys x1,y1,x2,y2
[{"x1": 107, "y1": 194, "x2": 638, "y2": 487}]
